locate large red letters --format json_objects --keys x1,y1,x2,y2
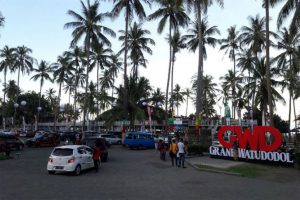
[{"x1": 217, "y1": 126, "x2": 282, "y2": 152}]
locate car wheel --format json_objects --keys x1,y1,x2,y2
[
  {"x1": 74, "y1": 165, "x2": 81, "y2": 176},
  {"x1": 48, "y1": 170, "x2": 55, "y2": 175}
]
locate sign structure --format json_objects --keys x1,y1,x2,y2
[{"x1": 209, "y1": 126, "x2": 293, "y2": 163}]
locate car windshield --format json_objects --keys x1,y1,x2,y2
[{"x1": 52, "y1": 148, "x2": 73, "y2": 156}]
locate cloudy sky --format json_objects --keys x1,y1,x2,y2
[{"x1": 0, "y1": 0, "x2": 298, "y2": 124}]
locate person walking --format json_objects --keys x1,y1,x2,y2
[
  {"x1": 158, "y1": 139, "x2": 166, "y2": 161},
  {"x1": 93, "y1": 139, "x2": 101, "y2": 172},
  {"x1": 169, "y1": 139, "x2": 178, "y2": 167},
  {"x1": 177, "y1": 138, "x2": 186, "y2": 168}
]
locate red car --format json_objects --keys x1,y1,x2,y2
[{"x1": 26, "y1": 131, "x2": 60, "y2": 147}]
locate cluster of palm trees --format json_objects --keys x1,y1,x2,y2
[{"x1": 0, "y1": 0, "x2": 300, "y2": 131}]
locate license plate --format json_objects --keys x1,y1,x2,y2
[{"x1": 55, "y1": 166, "x2": 64, "y2": 169}]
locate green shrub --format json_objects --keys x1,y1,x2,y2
[{"x1": 187, "y1": 144, "x2": 209, "y2": 155}]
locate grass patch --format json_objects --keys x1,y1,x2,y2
[
  {"x1": 225, "y1": 165, "x2": 262, "y2": 178},
  {"x1": 195, "y1": 164, "x2": 262, "y2": 178}
]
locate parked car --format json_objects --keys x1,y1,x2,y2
[
  {"x1": 124, "y1": 131, "x2": 155, "y2": 149},
  {"x1": 100, "y1": 134, "x2": 122, "y2": 145},
  {"x1": 0, "y1": 133, "x2": 25, "y2": 151},
  {"x1": 26, "y1": 131, "x2": 60, "y2": 147},
  {"x1": 107, "y1": 131, "x2": 122, "y2": 138},
  {"x1": 47, "y1": 145, "x2": 95, "y2": 175},
  {"x1": 81, "y1": 137, "x2": 109, "y2": 162},
  {"x1": 59, "y1": 131, "x2": 81, "y2": 144}
]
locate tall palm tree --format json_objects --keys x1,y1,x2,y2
[
  {"x1": 119, "y1": 21, "x2": 155, "y2": 80},
  {"x1": 148, "y1": 0, "x2": 190, "y2": 129},
  {"x1": 45, "y1": 88, "x2": 57, "y2": 117},
  {"x1": 220, "y1": 26, "x2": 240, "y2": 118},
  {"x1": 171, "y1": 84, "x2": 184, "y2": 116},
  {"x1": 111, "y1": 0, "x2": 151, "y2": 118},
  {"x1": 13, "y1": 46, "x2": 33, "y2": 91},
  {"x1": 244, "y1": 57, "x2": 285, "y2": 125},
  {"x1": 0, "y1": 46, "x2": 15, "y2": 103},
  {"x1": 182, "y1": 88, "x2": 192, "y2": 117},
  {"x1": 168, "y1": 31, "x2": 185, "y2": 109},
  {"x1": 185, "y1": 0, "x2": 223, "y2": 116},
  {"x1": 30, "y1": 60, "x2": 53, "y2": 122},
  {"x1": 274, "y1": 27, "x2": 300, "y2": 129},
  {"x1": 64, "y1": 0, "x2": 116, "y2": 129},
  {"x1": 99, "y1": 69, "x2": 114, "y2": 91},
  {"x1": 52, "y1": 55, "x2": 75, "y2": 129},
  {"x1": 108, "y1": 54, "x2": 122, "y2": 98}
]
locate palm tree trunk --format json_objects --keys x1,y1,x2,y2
[
  {"x1": 38, "y1": 81, "x2": 42, "y2": 127},
  {"x1": 123, "y1": 3, "x2": 130, "y2": 120},
  {"x1": 265, "y1": 0, "x2": 274, "y2": 126},
  {"x1": 54, "y1": 82, "x2": 62, "y2": 131},
  {"x1": 233, "y1": 49, "x2": 236, "y2": 119},
  {"x1": 83, "y1": 38, "x2": 91, "y2": 130},
  {"x1": 171, "y1": 51, "x2": 175, "y2": 114},
  {"x1": 17, "y1": 67, "x2": 21, "y2": 92},
  {"x1": 165, "y1": 18, "x2": 172, "y2": 131},
  {"x1": 289, "y1": 92, "x2": 292, "y2": 129},
  {"x1": 196, "y1": 3, "x2": 203, "y2": 116},
  {"x1": 293, "y1": 98, "x2": 297, "y2": 128},
  {"x1": 4, "y1": 69, "x2": 7, "y2": 103},
  {"x1": 185, "y1": 95, "x2": 189, "y2": 117}
]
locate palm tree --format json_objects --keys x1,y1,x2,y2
[
  {"x1": 185, "y1": 0, "x2": 223, "y2": 116},
  {"x1": 182, "y1": 88, "x2": 192, "y2": 117},
  {"x1": 0, "y1": 46, "x2": 15, "y2": 103},
  {"x1": 274, "y1": 27, "x2": 300, "y2": 129},
  {"x1": 168, "y1": 31, "x2": 185, "y2": 109},
  {"x1": 0, "y1": 12, "x2": 4, "y2": 28},
  {"x1": 119, "y1": 22, "x2": 155, "y2": 80},
  {"x1": 243, "y1": 57, "x2": 285, "y2": 125},
  {"x1": 45, "y1": 88, "x2": 57, "y2": 117},
  {"x1": 111, "y1": 0, "x2": 151, "y2": 118},
  {"x1": 220, "y1": 70, "x2": 243, "y2": 118},
  {"x1": 64, "y1": 0, "x2": 116, "y2": 129},
  {"x1": 220, "y1": 26, "x2": 241, "y2": 118},
  {"x1": 270, "y1": 0, "x2": 300, "y2": 30},
  {"x1": 30, "y1": 60, "x2": 53, "y2": 122},
  {"x1": 13, "y1": 46, "x2": 33, "y2": 91},
  {"x1": 148, "y1": 0, "x2": 189, "y2": 129},
  {"x1": 3, "y1": 80, "x2": 20, "y2": 101},
  {"x1": 99, "y1": 70, "x2": 114, "y2": 91},
  {"x1": 52, "y1": 55, "x2": 75, "y2": 129},
  {"x1": 171, "y1": 84, "x2": 184, "y2": 116},
  {"x1": 107, "y1": 54, "x2": 122, "y2": 98}
]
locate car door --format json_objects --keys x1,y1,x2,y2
[
  {"x1": 85, "y1": 147, "x2": 94, "y2": 169},
  {"x1": 77, "y1": 147, "x2": 87, "y2": 169}
]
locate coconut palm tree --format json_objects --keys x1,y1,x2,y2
[
  {"x1": 13, "y1": 46, "x2": 33, "y2": 91},
  {"x1": 111, "y1": 0, "x2": 151, "y2": 117},
  {"x1": 108, "y1": 54, "x2": 122, "y2": 98},
  {"x1": 30, "y1": 60, "x2": 53, "y2": 121},
  {"x1": 270, "y1": 0, "x2": 300, "y2": 30},
  {"x1": 119, "y1": 22, "x2": 155, "y2": 80},
  {"x1": 168, "y1": 31, "x2": 185, "y2": 109},
  {"x1": 220, "y1": 70, "x2": 243, "y2": 118},
  {"x1": 0, "y1": 12, "x2": 4, "y2": 28},
  {"x1": 45, "y1": 88, "x2": 57, "y2": 117},
  {"x1": 243, "y1": 57, "x2": 285, "y2": 125},
  {"x1": 0, "y1": 46, "x2": 15, "y2": 103},
  {"x1": 148, "y1": 0, "x2": 190, "y2": 129},
  {"x1": 170, "y1": 84, "x2": 184, "y2": 116},
  {"x1": 185, "y1": 0, "x2": 223, "y2": 116},
  {"x1": 274, "y1": 27, "x2": 300, "y2": 129},
  {"x1": 64, "y1": 0, "x2": 116, "y2": 129},
  {"x1": 182, "y1": 88, "x2": 192, "y2": 117},
  {"x1": 3, "y1": 80, "x2": 20, "y2": 101},
  {"x1": 220, "y1": 26, "x2": 241, "y2": 118},
  {"x1": 99, "y1": 69, "x2": 114, "y2": 91}
]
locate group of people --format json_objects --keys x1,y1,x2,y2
[{"x1": 157, "y1": 138, "x2": 187, "y2": 168}]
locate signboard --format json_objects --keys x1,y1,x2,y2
[
  {"x1": 173, "y1": 118, "x2": 182, "y2": 125},
  {"x1": 209, "y1": 126, "x2": 293, "y2": 163}
]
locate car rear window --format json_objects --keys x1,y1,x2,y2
[{"x1": 52, "y1": 148, "x2": 73, "y2": 156}]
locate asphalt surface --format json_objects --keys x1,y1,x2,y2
[{"x1": 0, "y1": 146, "x2": 300, "y2": 200}]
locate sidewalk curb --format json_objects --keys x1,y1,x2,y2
[{"x1": 186, "y1": 160, "x2": 242, "y2": 176}]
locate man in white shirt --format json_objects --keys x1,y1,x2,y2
[{"x1": 177, "y1": 138, "x2": 186, "y2": 168}]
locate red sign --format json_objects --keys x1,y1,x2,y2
[{"x1": 217, "y1": 126, "x2": 282, "y2": 152}]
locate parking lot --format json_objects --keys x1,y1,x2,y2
[{"x1": 1, "y1": 145, "x2": 300, "y2": 200}]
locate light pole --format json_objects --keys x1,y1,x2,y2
[
  {"x1": 20, "y1": 101, "x2": 27, "y2": 131},
  {"x1": 36, "y1": 106, "x2": 42, "y2": 130},
  {"x1": 13, "y1": 102, "x2": 19, "y2": 130},
  {"x1": 93, "y1": 103, "x2": 98, "y2": 131}
]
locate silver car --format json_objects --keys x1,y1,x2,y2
[{"x1": 47, "y1": 145, "x2": 95, "y2": 175}]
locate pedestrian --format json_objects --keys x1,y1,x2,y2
[
  {"x1": 158, "y1": 139, "x2": 166, "y2": 161},
  {"x1": 177, "y1": 138, "x2": 186, "y2": 168},
  {"x1": 75, "y1": 132, "x2": 81, "y2": 145},
  {"x1": 169, "y1": 139, "x2": 178, "y2": 167},
  {"x1": 93, "y1": 139, "x2": 101, "y2": 172},
  {"x1": 232, "y1": 139, "x2": 239, "y2": 161}
]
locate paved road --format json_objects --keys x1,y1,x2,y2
[{"x1": 0, "y1": 146, "x2": 299, "y2": 200}]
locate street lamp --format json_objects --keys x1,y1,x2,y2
[
  {"x1": 20, "y1": 101, "x2": 27, "y2": 130},
  {"x1": 13, "y1": 103, "x2": 19, "y2": 129},
  {"x1": 36, "y1": 106, "x2": 42, "y2": 130}
]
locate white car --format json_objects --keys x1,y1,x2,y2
[
  {"x1": 47, "y1": 145, "x2": 95, "y2": 175},
  {"x1": 100, "y1": 134, "x2": 122, "y2": 145}
]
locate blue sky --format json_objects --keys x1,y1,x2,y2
[{"x1": 0, "y1": 0, "x2": 297, "y2": 123}]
